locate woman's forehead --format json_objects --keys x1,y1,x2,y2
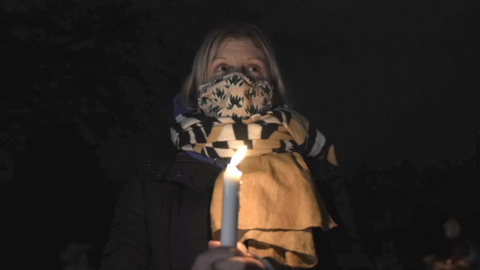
[{"x1": 214, "y1": 37, "x2": 266, "y2": 60}]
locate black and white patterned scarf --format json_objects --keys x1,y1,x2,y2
[{"x1": 171, "y1": 107, "x2": 329, "y2": 159}]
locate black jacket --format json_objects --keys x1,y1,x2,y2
[{"x1": 99, "y1": 151, "x2": 371, "y2": 270}]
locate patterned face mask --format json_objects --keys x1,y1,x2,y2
[{"x1": 197, "y1": 72, "x2": 273, "y2": 118}]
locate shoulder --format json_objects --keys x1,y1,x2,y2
[
  {"x1": 304, "y1": 157, "x2": 342, "y2": 183},
  {"x1": 129, "y1": 151, "x2": 222, "y2": 193},
  {"x1": 135, "y1": 152, "x2": 177, "y2": 182},
  {"x1": 119, "y1": 151, "x2": 179, "y2": 199}
]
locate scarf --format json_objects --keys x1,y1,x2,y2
[
  {"x1": 171, "y1": 106, "x2": 328, "y2": 159},
  {"x1": 171, "y1": 106, "x2": 337, "y2": 268}
]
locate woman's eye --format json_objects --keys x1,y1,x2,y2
[
  {"x1": 216, "y1": 65, "x2": 228, "y2": 72},
  {"x1": 248, "y1": 66, "x2": 260, "y2": 73}
]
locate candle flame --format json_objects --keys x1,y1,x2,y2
[{"x1": 230, "y1": 145, "x2": 247, "y2": 167}]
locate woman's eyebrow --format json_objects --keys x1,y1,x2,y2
[{"x1": 248, "y1": 57, "x2": 266, "y2": 62}]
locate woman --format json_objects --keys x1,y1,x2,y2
[{"x1": 99, "y1": 24, "x2": 367, "y2": 270}]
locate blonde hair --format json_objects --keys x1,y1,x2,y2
[{"x1": 180, "y1": 23, "x2": 294, "y2": 109}]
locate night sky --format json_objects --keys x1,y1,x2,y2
[{"x1": 1, "y1": 0, "x2": 479, "y2": 268}]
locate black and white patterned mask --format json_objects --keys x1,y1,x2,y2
[{"x1": 197, "y1": 72, "x2": 273, "y2": 118}]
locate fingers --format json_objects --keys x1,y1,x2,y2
[
  {"x1": 236, "y1": 242, "x2": 248, "y2": 254},
  {"x1": 208, "y1": 241, "x2": 248, "y2": 255},
  {"x1": 195, "y1": 241, "x2": 261, "y2": 270},
  {"x1": 192, "y1": 246, "x2": 242, "y2": 270},
  {"x1": 208, "y1": 240, "x2": 221, "y2": 250},
  {"x1": 212, "y1": 256, "x2": 264, "y2": 270}
]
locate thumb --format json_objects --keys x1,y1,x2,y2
[{"x1": 208, "y1": 240, "x2": 221, "y2": 250}]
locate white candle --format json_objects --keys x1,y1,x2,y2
[{"x1": 220, "y1": 145, "x2": 247, "y2": 247}]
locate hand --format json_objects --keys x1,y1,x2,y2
[{"x1": 191, "y1": 240, "x2": 265, "y2": 270}]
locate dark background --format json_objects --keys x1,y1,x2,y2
[{"x1": 1, "y1": 0, "x2": 479, "y2": 269}]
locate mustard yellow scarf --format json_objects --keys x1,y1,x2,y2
[{"x1": 171, "y1": 107, "x2": 337, "y2": 267}]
